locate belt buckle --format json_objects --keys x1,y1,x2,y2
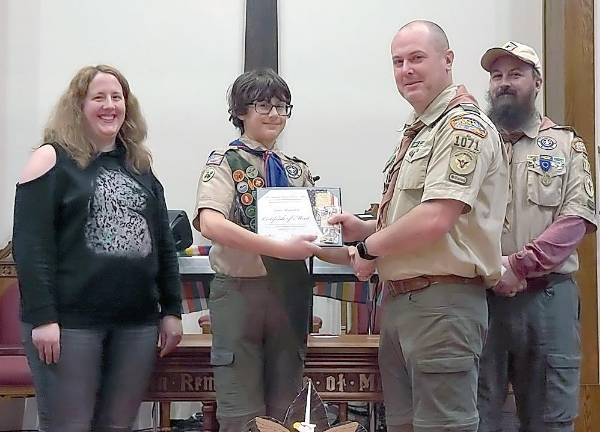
[{"x1": 414, "y1": 276, "x2": 432, "y2": 290}]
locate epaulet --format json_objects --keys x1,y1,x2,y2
[
  {"x1": 550, "y1": 124, "x2": 580, "y2": 135},
  {"x1": 287, "y1": 154, "x2": 309, "y2": 165},
  {"x1": 458, "y1": 103, "x2": 481, "y2": 114}
]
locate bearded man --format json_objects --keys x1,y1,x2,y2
[{"x1": 477, "y1": 41, "x2": 597, "y2": 432}]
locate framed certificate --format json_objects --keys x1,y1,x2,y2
[{"x1": 256, "y1": 187, "x2": 343, "y2": 246}]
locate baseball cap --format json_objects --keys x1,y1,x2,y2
[{"x1": 481, "y1": 41, "x2": 542, "y2": 76}]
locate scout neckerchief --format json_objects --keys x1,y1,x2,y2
[
  {"x1": 226, "y1": 141, "x2": 313, "y2": 340},
  {"x1": 377, "y1": 85, "x2": 478, "y2": 230}
]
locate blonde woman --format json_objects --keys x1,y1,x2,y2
[{"x1": 12, "y1": 65, "x2": 182, "y2": 432}]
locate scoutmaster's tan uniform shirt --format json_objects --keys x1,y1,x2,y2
[
  {"x1": 193, "y1": 137, "x2": 314, "y2": 277},
  {"x1": 503, "y1": 113, "x2": 597, "y2": 274},
  {"x1": 377, "y1": 85, "x2": 509, "y2": 286}
]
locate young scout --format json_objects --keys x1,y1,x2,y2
[
  {"x1": 477, "y1": 41, "x2": 597, "y2": 432},
  {"x1": 193, "y1": 69, "x2": 320, "y2": 432}
]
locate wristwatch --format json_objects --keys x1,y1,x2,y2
[{"x1": 356, "y1": 240, "x2": 377, "y2": 260}]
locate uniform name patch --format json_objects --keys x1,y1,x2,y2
[{"x1": 450, "y1": 116, "x2": 488, "y2": 138}]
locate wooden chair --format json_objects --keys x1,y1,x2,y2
[{"x1": 0, "y1": 243, "x2": 35, "y2": 402}]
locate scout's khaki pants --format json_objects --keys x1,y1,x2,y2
[
  {"x1": 379, "y1": 282, "x2": 488, "y2": 432},
  {"x1": 208, "y1": 274, "x2": 309, "y2": 432}
]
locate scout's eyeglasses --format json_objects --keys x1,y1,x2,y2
[{"x1": 247, "y1": 101, "x2": 293, "y2": 117}]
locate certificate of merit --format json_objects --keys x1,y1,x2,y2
[{"x1": 256, "y1": 187, "x2": 343, "y2": 246}]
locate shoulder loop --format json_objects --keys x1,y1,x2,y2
[
  {"x1": 285, "y1": 154, "x2": 308, "y2": 165},
  {"x1": 458, "y1": 103, "x2": 480, "y2": 114},
  {"x1": 550, "y1": 124, "x2": 581, "y2": 137}
]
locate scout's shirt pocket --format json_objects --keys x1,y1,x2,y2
[
  {"x1": 526, "y1": 154, "x2": 566, "y2": 206},
  {"x1": 395, "y1": 140, "x2": 433, "y2": 190}
]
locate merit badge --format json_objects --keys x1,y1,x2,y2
[
  {"x1": 240, "y1": 192, "x2": 254, "y2": 205},
  {"x1": 285, "y1": 163, "x2": 302, "y2": 179},
  {"x1": 450, "y1": 116, "x2": 488, "y2": 138},
  {"x1": 232, "y1": 169, "x2": 245, "y2": 182},
  {"x1": 584, "y1": 175, "x2": 594, "y2": 198},
  {"x1": 573, "y1": 141, "x2": 587, "y2": 153},
  {"x1": 450, "y1": 151, "x2": 477, "y2": 175},
  {"x1": 253, "y1": 177, "x2": 265, "y2": 188},
  {"x1": 236, "y1": 182, "x2": 249, "y2": 193},
  {"x1": 537, "y1": 136, "x2": 557, "y2": 150},
  {"x1": 202, "y1": 167, "x2": 215, "y2": 182},
  {"x1": 245, "y1": 166, "x2": 259, "y2": 179},
  {"x1": 583, "y1": 159, "x2": 591, "y2": 174},
  {"x1": 249, "y1": 219, "x2": 257, "y2": 231},
  {"x1": 245, "y1": 206, "x2": 257, "y2": 218},
  {"x1": 206, "y1": 151, "x2": 225, "y2": 166}
]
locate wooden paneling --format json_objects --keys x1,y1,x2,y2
[
  {"x1": 575, "y1": 384, "x2": 600, "y2": 432},
  {"x1": 544, "y1": 0, "x2": 598, "y2": 385}
]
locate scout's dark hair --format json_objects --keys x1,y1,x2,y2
[{"x1": 227, "y1": 68, "x2": 292, "y2": 134}]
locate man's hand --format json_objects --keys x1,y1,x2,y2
[
  {"x1": 159, "y1": 315, "x2": 183, "y2": 357},
  {"x1": 328, "y1": 213, "x2": 373, "y2": 242},
  {"x1": 32, "y1": 322, "x2": 60, "y2": 364},
  {"x1": 493, "y1": 256, "x2": 527, "y2": 297},
  {"x1": 349, "y1": 246, "x2": 377, "y2": 281}
]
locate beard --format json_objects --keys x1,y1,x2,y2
[{"x1": 486, "y1": 89, "x2": 536, "y2": 132}]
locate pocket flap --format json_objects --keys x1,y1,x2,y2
[
  {"x1": 417, "y1": 355, "x2": 474, "y2": 373},
  {"x1": 405, "y1": 144, "x2": 433, "y2": 163},
  {"x1": 210, "y1": 349, "x2": 234, "y2": 366},
  {"x1": 546, "y1": 354, "x2": 580, "y2": 369}
]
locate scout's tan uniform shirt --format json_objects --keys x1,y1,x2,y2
[
  {"x1": 377, "y1": 85, "x2": 509, "y2": 286},
  {"x1": 193, "y1": 137, "x2": 314, "y2": 277},
  {"x1": 503, "y1": 113, "x2": 597, "y2": 274}
]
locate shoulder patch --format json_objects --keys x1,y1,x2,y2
[
  {"x1": 450, "y1": 116, "x2": 488, "y2": 138},
  {"x1": 447, "y1": 147, "x2": 479, "y2": 186},
  {"x1": 284, "y1": 162, "x2": 302, "y2": 179},
  {"x1": 206, "y1": 151, "x2": 225, "y2": 166},
  {"x1": 202, "y1": 167, "x2": 215, "y2": 182},
  {"x1": 572, "y1": 140, "x2": 588, "y2": 154}
]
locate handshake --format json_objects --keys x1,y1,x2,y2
[{"x1": 312, "y1": 213, "x2": 378, "y2": 282}]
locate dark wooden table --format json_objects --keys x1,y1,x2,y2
[{"x1": 147, "y1": 334, "x2": 382, "y2": 430}]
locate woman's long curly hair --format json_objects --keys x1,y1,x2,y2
[{"x1": 43, "y1": 64, "x2": 152, "y2": 173}]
